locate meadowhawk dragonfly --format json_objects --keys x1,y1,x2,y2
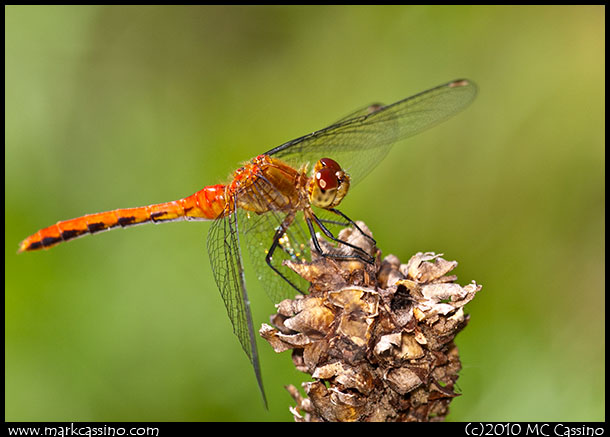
[{"x1": 19, "y1": 79, "x2": 477, "y2": 405}]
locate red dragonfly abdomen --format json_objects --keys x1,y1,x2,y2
[{"x1": 18, "y1": 184, "x2": 228, "y2": 252}]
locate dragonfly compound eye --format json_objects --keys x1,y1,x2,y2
[
  {"x1": 319, "y1": 157, "x2": 342, "y2": 174},
  {"x1": 315, "y1": 168, "x2": 339, "y2": 191},
  {"x1": 310, "y1": 162, "x2": 350, "y2": 209}
]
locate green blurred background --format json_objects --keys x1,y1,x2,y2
[{"x1": 5, "y1": 6, "x2": 604, "y2": 421}]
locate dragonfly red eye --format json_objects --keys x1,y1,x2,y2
[
  {"x1": 316, "y1": 167, "x2": 339, "y2": 191},
  {"x1": 319, "y1": 158, "x2": 341, "y2": 174}
]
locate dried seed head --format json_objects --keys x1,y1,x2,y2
[{"x1": 260, "y1": 222, "x2": 481, "y2": 422}]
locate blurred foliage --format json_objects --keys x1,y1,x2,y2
[{"x1": 6, "y1": 5, "x2": 604, "y2": 421}]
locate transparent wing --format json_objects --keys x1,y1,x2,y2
[
  {"x1": 332, "y1": 102, "x2": 385, "y2": 125},
  {"x1": 206, "y1": 201, "x2": 267, "y2": 407},
  {"x1": 240, "y1": 207, "x2": 311, "y2": 302},
  {"x1": 237, "y1": 177, "x2": 312, "y2": 303},
  {"x1": 265, "y1": 79, "x2": 477, "y2": 186}
]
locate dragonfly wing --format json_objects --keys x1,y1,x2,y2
[
  {"x1": 332, "y1": 102, "x2": 385, "y2": 125},
  {"x1": 207, "y1": 201, "x2": 267, "y2": 407},
  {"x1": 265, "y1": 79, "x2": 477, "y2": 186},
  {"x1": 237, "y1": 176, "x2": 312, "y2": 302},
  {"x1": 241, "y1": 207, "x2": 312, "y2": 303}
]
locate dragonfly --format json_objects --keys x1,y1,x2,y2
[{"x1": 19, "y1": 79, "x2": 477, "y2": 406}]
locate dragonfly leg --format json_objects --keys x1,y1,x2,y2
[
  {"x1": 328, "y1": 208, "x2": 377, "y2": 246},
  {"x1": 306, "y1": 213, "x2": 375, "y2": 264},
  {"x1": 315, "y1": 217, "x2": 348, "y2": 227},
  {"x1": 265, "y1": 214, "x2": 306, "y2": 295}
]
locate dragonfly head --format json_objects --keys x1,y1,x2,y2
[{"x1": 308, "y1": 158, "x2": 350, "y2": 209}]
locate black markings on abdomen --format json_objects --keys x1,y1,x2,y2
[
  {"x1": 87, "y1": 222, "x2": 106, "y2": 233},
  {"x1": 150, "y1": 212, "x2": 166, "y2": 222},
  {"x1": 27, "y1": 241, "x2": 43, "y2": 250},
  {"x1": 42, "y1": 235, "x2": 62, "y2": 247},
  {"x1": 118, "y1": 216, "x2": 136, "y2": 227},
  {"x1": 61, "y1": 229, "x2": 86, "y2": 241}
]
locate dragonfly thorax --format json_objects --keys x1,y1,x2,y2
[{"x1": 308, "y1": 157, "x2": 350, "y2": 209}]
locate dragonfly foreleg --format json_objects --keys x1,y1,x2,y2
[
  {"x1": 306, "y1": 213, "x2": 375, "y2": 264},
  {"x1": 315, "y1": 217, "x2": 348, "y2": 227},
  {"x1": 265, "y1": 213, "x2": 306, "y2": 295},
  {"x1": 327, "y1": 208, "x2": 377, "y2": 246}
]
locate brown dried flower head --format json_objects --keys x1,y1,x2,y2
[{"x1": 260, "y1": 222, "x2": 481, "y2": 422}]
